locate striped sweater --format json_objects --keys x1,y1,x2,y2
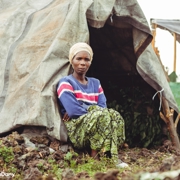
[{"x1": 57, "y1": 74, "x2": 107, "y2": 119}]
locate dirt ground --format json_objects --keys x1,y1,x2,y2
[{"x1": 1, "y1": 131, "x2": 180, "y2": 180}]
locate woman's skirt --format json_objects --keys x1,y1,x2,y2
[{"x1": 64, "y1": 105, "x2": 125, "y2": 160}]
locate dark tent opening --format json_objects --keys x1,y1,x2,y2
[{"x1": 87, "y1": 24, "x2": 165, "y2": 148}]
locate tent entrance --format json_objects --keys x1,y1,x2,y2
[
  {"x1": 88, "y1": 24, "x2": 145, "y2": 102},
  {"x1": 87, "y1": 24, "x2": 164, "y2": 148}
]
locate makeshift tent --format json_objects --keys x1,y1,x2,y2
[
  {"x1": 0, "y1": 0, "x2": 179, "y2": 145},
  {"x1": 151, "y1": 19, "x2": 180, "y2": 74},
  {"x1": 151, "y1": 19, "x2": 180, "y2": 43}
]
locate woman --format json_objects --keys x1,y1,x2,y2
[{"x1": 57, "y1": 42, "x2": 125, "y2": 163}]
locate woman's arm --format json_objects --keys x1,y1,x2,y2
[
  {"x1": 97, "y1": 83, "x2": 107, "y2": 108},
  {"x1": 57, "y1": 81, "x2": 87, "y2": 118}
]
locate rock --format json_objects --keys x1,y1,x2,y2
[{"x1": 24, "y1": 167, "x2": 42, "y2": 180}]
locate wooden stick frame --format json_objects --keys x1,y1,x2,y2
[
  {"x1": 151, "y1": 22, "x2": 180, "y2": 149},
  {"x1": 161, "y1": 97, "x2": 180, "y2": 149}
]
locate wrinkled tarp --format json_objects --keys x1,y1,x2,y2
[
  {"x1": 0, "y1": 0, "x2": 179, "y2": 140},
  {"x1": 151, "y1": 19, "x2": 180, "y2": 43}
]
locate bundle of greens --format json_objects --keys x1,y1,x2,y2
[{"x1": 107, "y1": 86, "x2": 164, "y2": 148}]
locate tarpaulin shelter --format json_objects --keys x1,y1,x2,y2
[
  {"x1": 151, "y1": 19, "x2": 180, "y2": 43},
  {"x1": 151, "y1": 19, "x2": 180, "y2": 73},
  {"x1": 0, "y1": 0, "x2": 179, "y2": 144}
]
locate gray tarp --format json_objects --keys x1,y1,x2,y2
[
  {"x1": 151, "y1": 19, "x2": 180, "y2": 43},
  {"x1": 0, "y1": 0, "x2": 179, "y2": 140}
]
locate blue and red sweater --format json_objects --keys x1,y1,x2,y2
[{"x1": 57, "y1": 74, "x2": 107, "y2": 119}]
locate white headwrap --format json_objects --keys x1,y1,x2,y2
[{"x1": 69, "y1": 42, "x2": 93, "y2": 64}]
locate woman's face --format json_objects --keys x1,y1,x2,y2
[{"x1": 72, "y1": 51, "x2": 91, "y2": 75}]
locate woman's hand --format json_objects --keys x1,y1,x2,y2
[{"x1": 63, "y1": 112, "x2": 70, "y2": 121}]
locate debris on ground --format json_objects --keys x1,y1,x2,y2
[{"x1": 1, "y1": 131, "x2": 180, "y2": 180}]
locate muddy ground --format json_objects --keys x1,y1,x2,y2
[{"x1": 1, "y1": 131, "x2": 180, "y2": 180}]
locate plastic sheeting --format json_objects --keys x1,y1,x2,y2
[
  {"x1": 0, "y1": 0, "x2": 179, "y2": 140},
  {"x1": 151, "y1": 19, "x2": 180, "y2": 43}
]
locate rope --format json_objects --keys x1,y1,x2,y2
[
  {"x1": 110, "y1": 13, "x2": 113, "y2": 23},
  {"x1": 152, "y1": 88, "x2": 164, "y2": 111}
]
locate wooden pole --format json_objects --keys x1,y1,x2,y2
[
  {"x1": 173, "y1": 33, "x2": 177, "y2": 72},
  {"x1": 151, "y1": 23, "x2": 170, "y2": 81},
  {"x1": 161, "y1": 97, "x2": 180, "y2": 149},
  {"x1": 151, "y1": 23, "x2": 157, "y2": 51}
]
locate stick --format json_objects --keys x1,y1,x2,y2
[
  {"x1": 160, "y1": 112, "x2": 168, "y2": 123},
  {"x1": 175, "y1": 113, "x2": 180, "y2": 129}
]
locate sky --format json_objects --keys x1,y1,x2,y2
[{"x1": 137, "y1": 0, "x2": 180, "y2": 81}]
